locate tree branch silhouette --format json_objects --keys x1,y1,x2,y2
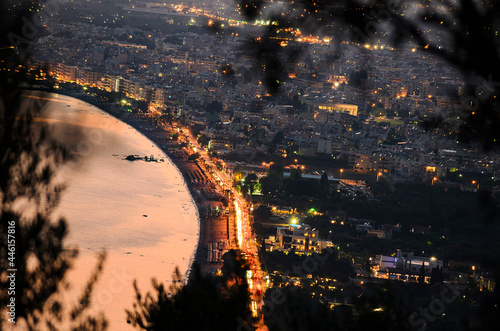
[
  {"x1": 0, "y1": 1, "x2": 106, "y2": 329},
  {"x1": 126, "y1": 250, "x2": 255, "y2": 330},
  {"x1": 237, "y1": 0, "x2": 500, "y2": 148}
]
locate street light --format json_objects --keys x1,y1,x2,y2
[
  {"x1": 377, "y1": 172, "x2": 382, "y2": 182},
  {"x1": 340, "y1": 168, "x2": 343, "y2": 181},
  {"x1": 432, "y1": 177, "x2": 438, "y2": 185}
]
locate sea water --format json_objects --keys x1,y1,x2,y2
[{"x1": 35, "y1": 94, "x2": 198, "y2": 330}]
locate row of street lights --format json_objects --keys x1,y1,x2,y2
[{"x1": 179, "y1": 128, "x2": 266, "y2": 320}]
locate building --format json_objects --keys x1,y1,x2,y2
[
  {"x1": 117, "y1": 50, "x2": 129, "y2": 64},
  {"x1": 53, "y1": 63, "x2": 78, "y2": 83},
  {"x1": 327, "y1": 74, "x2": 347, "y2": 85},
  {"x1": 374, "y1": 250, "x2": 443, "y2": 283},
  {"x1": 102, "y1": 75, "x2": 121, "y2": 92},
  {"x1": 308, "y1": 102, "x2": 358, "y2": 117},
  {"x1": 120, "y1": 78, "x2": 144, "y2": 100},
  {"x1": 271, "y1": 224, "x2": 333, "y2": 253},
  {"x1": 77, "y1": 68, "x2": 102, "y2": 87},
  {"x1": 317, "y1": 139, "x2": 332, "y2": 154},
  {"x1": 270, "y1": 206, "x2": 294, "y2": 214},
  {"x1": 350, "y1": 152, "x2": 373, "y2": 171},
  {"x1": 332, "y1": 103, "x2": 358, "y2": 117},
  {"x1": 367, "y1": 229, "x2": 392, "y2": 239},
  {"x1": 372, "y1": 152, "x2": 397, "y2": 172}
]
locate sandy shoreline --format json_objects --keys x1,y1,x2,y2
[
  {"x1": 111, "y1": 110, "x2": 237, "y2": 277},
  {"x1": 56, "y1": 91, "x2": 236, "y2": 278},
  {"x1": 118, "y1": 117, "x2": 201, "y2": 282},
  {"x1": 43, "y1": 93, "x2": 201, "y2": 330},
  {"x1": 5, "y1": 91, "x2": 240, "y2": 330}
]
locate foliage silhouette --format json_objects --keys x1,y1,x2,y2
[
  {"x1": 0, "y1": 1, "x2": 106, "y2": 329},
  {"x1": 126, "y1": 249, "x2": 254, "y2": 330},
  {"x1": 237, "y1": 0, "x2": 500, "y2": 149}
]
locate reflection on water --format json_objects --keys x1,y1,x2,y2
[{"x1": 47, "y1": 94, "x2": 198, "y2": 330}]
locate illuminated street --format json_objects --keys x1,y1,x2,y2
[{"x1": 176, "y1": 124, "x2": 267, "y2": 324}]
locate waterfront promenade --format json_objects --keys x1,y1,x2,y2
[{"x1": 108, "y1": 109, "x2": 268, "y2": 328}]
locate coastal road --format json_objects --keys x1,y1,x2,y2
[{"x1": 176, "y1": 125, "x2": 268, "y2": 324}]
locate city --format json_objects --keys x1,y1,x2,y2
[{"x1": 1, "y1": 0, "x2": 500, "y2": 330}]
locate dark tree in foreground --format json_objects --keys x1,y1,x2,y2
[
  {"x1": 237, "y1": 0, "x2": 500, "y2": 149},
  {"x1": 263, "y1": 287, "x2": 344, "y2": 331},
  {"x1": 0, "y1": 1, "x2": 106, "y2": 329},
  {"x1": 265, "y1": 281, "x2": 486, "y2": 331},
  {"x1": 126, "y1": 249, "x2": 255, "y2": 330}
]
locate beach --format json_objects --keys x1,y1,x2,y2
[
  {"x1": 40, "y1": 94, "x2": 199, "y2": 330},
  {"x1": 118, "y1": 111, "x2": 237, "y2": 276}
]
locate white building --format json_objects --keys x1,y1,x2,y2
[
  {"x1": 375, "y1": 250, "x2": 443, "y2": 283},
  {"x1": 271, "y1": 224, "x2": 334, "y2": 253}
]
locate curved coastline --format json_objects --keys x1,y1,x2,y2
[
  {"x1": 51, "y1": 92, "x2": 203, "y2": 282},
  {"x1": 33, "y1": 92, "x2": 202, "y2": 330},
  {"x1": 118, "y1": 114, "x2": 201, "y2": 282}
]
